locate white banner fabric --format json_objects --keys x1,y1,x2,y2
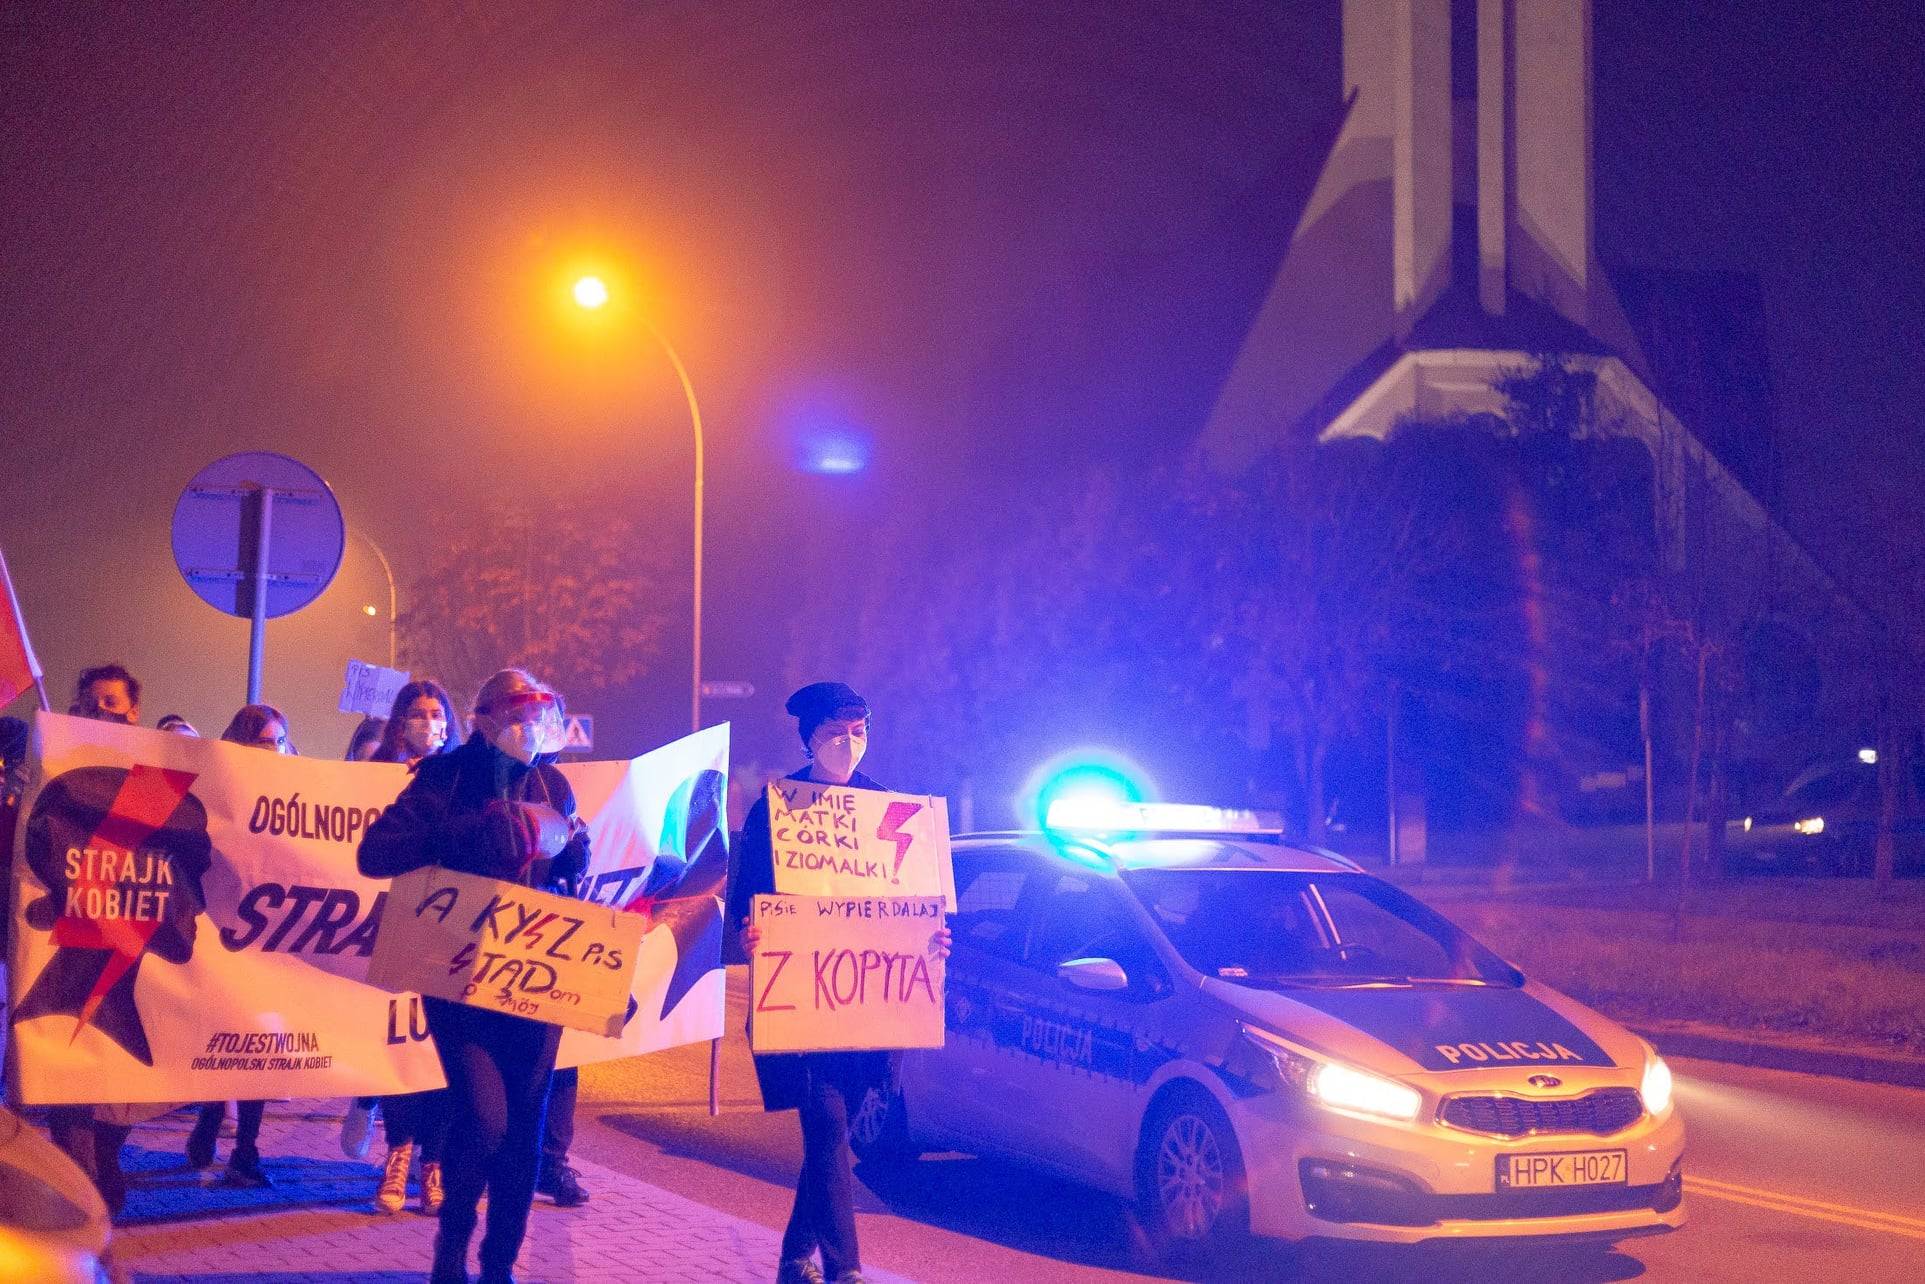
[
  {"x1": 7, "y1": 713, "x2": 443, "y2": 1104},
  {"x1": 7, "y1": 715, "x2": 731, "y2": 1103}
]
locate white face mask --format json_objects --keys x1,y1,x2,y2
[
  {"x1": 812, "y1": 732, "x2": 865, "y2": 781},
  {"x1": 403, "y1": 715, "x2": 447, "y2": 757},
  {"x1": 492, "y1": 718, "x2": 559, "y2": 764}
]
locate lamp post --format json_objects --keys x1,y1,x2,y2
[
  {"x1": 573, "y1": 275, "x2": 705, "y2": 734},
  {"x1": 357, "y1": 531, "x2": 399, "y2": 668}
]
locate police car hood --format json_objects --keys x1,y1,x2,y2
[{"x1": 1203, "y1": 975, "x2": 1639, "y2": 1076}]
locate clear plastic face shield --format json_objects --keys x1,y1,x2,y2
[{"x1": 480, "y1": 689, "x2": 566, "y2": 764}]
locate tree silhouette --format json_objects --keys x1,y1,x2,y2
[{"x1": 397, "y1": 496, "x2": 673, "y2": 711}]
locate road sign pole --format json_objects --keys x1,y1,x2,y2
[{"x1": 245, "y1": 486, "x2": 275, "y2": 705}]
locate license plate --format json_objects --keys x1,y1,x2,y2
[{"x1": 1498, "y1": 1149, "x2": 1627, "y2": 1188}]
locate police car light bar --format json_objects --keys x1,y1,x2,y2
[{"x1": 1043, "y1": 798, "x2": 1284, "y2": 835}]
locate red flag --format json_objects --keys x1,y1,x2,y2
[{"x1": 0, "y1": 545, "x2": 46, "y2": 710}]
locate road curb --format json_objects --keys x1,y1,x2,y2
[{"x1": 1633, "y1": 1024, "x2": 1925, "y2": 1090}]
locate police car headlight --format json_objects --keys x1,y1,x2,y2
[
  {"x1": 1307, "y1": 1060, "x2": 1424, "y2": 1122},
  {"x1": 1640, "y1": 1052, "x2": 1674, "y2": 1116},
  {"x1": 1241, "y1": 1025, "x2": 1421, "y2": 1122}
]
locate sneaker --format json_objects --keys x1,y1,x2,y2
[
  {"x1": 537, "y1": 1162, "x2": 589, "y2": 1207},
  {"x1": 185, "y1": 1111, "x2": 220, "y2": 1170},
  {"x1": 420, "y1": 1160, "x2": 445, "y2": 1215},
  {"x1": 220, "y1": 1145, "x2": 272, "y2": 1188},
  {"x1": 341, "y1": 1098, "x2": 378, "y2": 1160},
  {"x1": 375, "y1": 1144, "x2": 412, "y2": 1213},
  {"x1": 776, "y1": 1259, "x2": 826, "y2": 1284}
]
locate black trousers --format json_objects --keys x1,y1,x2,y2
[
  {"x1": 780, "y1": 1062, "x2": 862, "y2": 1278},
  {"x1": 384, "y1": 1088, "x2": 452, "y2": 1162},
  {"x1": 193, "y1": 1099, "x2": 264, "y2": 1151},
  {"x1": 48, "y1": 1107, "x2": 132, "y2": 1214},
  {"x1": 425, "y1": 998, "x2": 561, "y2": 1279},
  {"x1": 540, "y1": 1066, "x2": 576, "y2": 1171}
]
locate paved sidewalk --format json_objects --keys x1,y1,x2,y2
[{"x1": 105, "y1": 1104, "x2": 915, "y2": 1283}]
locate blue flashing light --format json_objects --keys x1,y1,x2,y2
[{"x1": 1020, "y1": 750, "x2": 1155, "y2": 838}]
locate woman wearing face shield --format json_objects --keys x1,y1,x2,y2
[
  {"x1": 358, "y1": 669, "x2": 588, "y2": 1284},
  {"x1": 729, "y1": 682, "x2": 947, "y2": 1284},
  {"x1": 342, "y1": 680, "x2": 464, "y2": 1213}
]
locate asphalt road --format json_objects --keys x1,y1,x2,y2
[{"x1": 571, "y1": 969, "x2": 1925, "y2": 1282}]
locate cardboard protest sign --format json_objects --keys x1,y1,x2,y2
[
  {"x1": 6, "y1": 713, "x2": 445, "y2": 1105},
  {"x1": 338, "y1": 659, "x2": 410, "y2": 716},
  {"x1": 367, "y1": 867, "x2": 644, "y2": 1035},
  {"x1": 748, "y1": 894, "x2": 946, "y2": 1053},
  {"x1": 766, "y1": 781, "x2": 955, "y2": 909}
]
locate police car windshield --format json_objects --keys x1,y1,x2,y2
[{"x1": 1121, "y1": 869, "x2": 1520, "y2": 988}]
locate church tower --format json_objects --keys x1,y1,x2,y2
[{"x1": 1199, "y1": 0, "x2": 1647, "y2": 470}]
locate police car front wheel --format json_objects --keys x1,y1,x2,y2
[{"x1": 1136, "y1": 1086, "x2": 1248, "y2": 1258}]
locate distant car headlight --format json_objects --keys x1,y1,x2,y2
[
  {"x1": 1241, "y1": 1024, "x2": 1423, "y2": 1122},
  {"x1": 1792, "y1": 816, "x2": 1825, "y2": 835},
  {"x1": 1640, "y1": 1052, "x2": 1674, "y2": 1116},
  {"x1": 1742, "y1": 816, "x2": 1753, "y2": 832}
]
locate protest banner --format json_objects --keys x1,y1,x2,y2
[
  {"x1": 552, "y1": 723, "x2": 731, "y2": 1069},
  {"x1": 7, "y1": 715, "x2": 731, "y2": 1103},
  {"x1": 367, "y1": 867, "x2": 644, "y2": 1035},
  {"x1": 6, "y1": 713, "x2": 443, "y2": 1105},
  {"x1": 748, "y1": 894, "x2": 947, "y2": 1053},
  {"x1": 766, "y1": 781, "x2": 955, "y2": 909}
]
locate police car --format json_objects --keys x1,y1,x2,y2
[{"x1": 849, "y1": 803, "x2": 1684, "y2": 1256}]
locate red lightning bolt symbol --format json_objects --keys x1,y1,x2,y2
[
  {"x1": 53, "y1": 764, "x2": 197, "y2": 1042},
  {"x1": 877, "y1": 801, "x2": 924, "y2": 880}
]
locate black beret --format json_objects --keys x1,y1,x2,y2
[{"x1": 785, "y1": 682, "x2": 869, "y2": 740}]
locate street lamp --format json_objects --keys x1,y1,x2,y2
[
  {"x1": 572, "y1": 274, "x2": 705, "y2": 734},
  {"x1": 357, "y1": 531, "x2": 398, "y2": 668}
]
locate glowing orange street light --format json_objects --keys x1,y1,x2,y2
[
  {"x1": 571, "y1": 274, "x2": 706, "y2": 733},
  {"x1": 572, "y1": 274, "x2": 610, "y2": 310}
]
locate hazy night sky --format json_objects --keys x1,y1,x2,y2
[{"x1": 2, "y1": 0, "x2": 1918, "y2": 778}]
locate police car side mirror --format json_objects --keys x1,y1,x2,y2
[{"x1": 1058, "y1": 957, "x2": 1130, "y2": 992}]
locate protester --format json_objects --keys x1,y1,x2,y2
[
  {"x1": 350, "y1": 680, "x2": 461, "y2": 1215},
  {"x1": 345, "y1": 715, "x2": 386, "y2": 761},
  {"x1": 535, "y1": 1067, "x2": 589, "y2": 1207},
  {"x1": 155, "y1": 713, "x2": 199, "y2": 736},
  {"x1": 359, "y1": 668, "x2": 588, "y2": 1284},
  {"x1": 72, "y1": 663, "x2": 139, "y2": 724},
  {"x1": 338, "y1": 716, "x2": 393, "y2": 1161},
  {"x1": 0, "y1": 714, "x2": 26, "y2": 1007},
  {"x1": 41, "y1": 666, "x2": 148, "y2": 1213},
  {"x1": 729, "y1": 682, "x2": 949, "y2": 1284},
  {"x1": 0, "y1": 713, "x2": 26, "y2": 807},
  {"x1": 185, "y1": 703, "x2": 295, "y2": 1187}
]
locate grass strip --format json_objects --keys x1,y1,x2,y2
[{"x1": 1415, "y1": 887, "x2": 1925, "y2": 1056}]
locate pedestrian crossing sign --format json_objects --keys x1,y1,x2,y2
[{"x1": 562, "y1": 714, "x2": 594, "y2": 752}]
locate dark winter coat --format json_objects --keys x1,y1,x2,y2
[
  {"x1": 729, "y1": 765, "x2": 893, "y2": 1112},
  {"x1": 358, "y1": 731, "x2": 588, "y2": 896}
]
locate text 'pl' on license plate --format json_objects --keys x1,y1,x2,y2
[{"x1": 1499, "y1": 1149, "x2": 1627, "y2": 1189}]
